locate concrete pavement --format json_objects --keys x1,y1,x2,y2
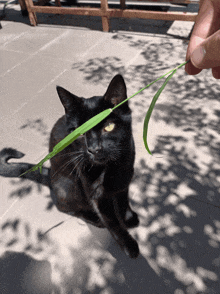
[{"x1": 1, "y1": 2, "x2": 220, "y2": 293}]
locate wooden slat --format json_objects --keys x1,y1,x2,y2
[
  {"x1": 107, "y1": 8, "x2": 197, "y2": 21},
  {"x1": 30, "y1": 6, "x2": 104, "y2": 15},
  {"x1": 30, "y1": 5, "x2": 197, "y2": 21},
  {"x1": 125, "y1": 0, "x2": 199, "y2": 3}
]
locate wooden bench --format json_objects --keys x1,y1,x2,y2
[{"x1": 18, "y1": 0, "x2": 200, "y2": 32}]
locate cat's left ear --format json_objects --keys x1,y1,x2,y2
[
  {"x1": 104, "y1": 75, "x2": 127, "y2": 107},
  {"x1": 56, "y1": 86, "x2": 81, "y2": 115}
]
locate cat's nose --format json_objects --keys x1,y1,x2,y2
[{"x1": 88, "y1": 146, "x2": 101, "y2": 155}]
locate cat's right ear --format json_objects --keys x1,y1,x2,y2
[
  {"x1": 104, "y1": 74, "x2": 128, "y2": 108},
  {"x1": 56, "y1": 86, "x2": 81, "y2": 115}
]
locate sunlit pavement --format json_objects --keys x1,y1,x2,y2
[{"x1": 1, "y1": 2, "x2": 220, "y2": 294}]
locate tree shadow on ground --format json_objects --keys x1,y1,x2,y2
[
  {"x1": 0, "y1": 157, "x2": 171, "y2": 294},
  {"x1": 0, "y1": 213, "x2": 171, "y2": 294},
  {"x1": 131, "y1": 137, "x2": 220, "y2": 293},
  {"x1": 72, "y1": 31, "x2": 220, "y2": 293}
]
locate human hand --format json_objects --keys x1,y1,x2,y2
[{"x1": 185, "y1": 0, "x2": 220, "y2": 79}]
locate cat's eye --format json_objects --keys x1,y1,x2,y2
[{"x1": 104, "y1": 123, "x2": 115, "y2": 132}]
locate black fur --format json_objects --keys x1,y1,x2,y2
[{"x1": 0, "y1": 75, "x2": 139, "y2": 258}]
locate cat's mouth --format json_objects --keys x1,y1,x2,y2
[{"x1": 87, "y1": 151, "x2": 107, "y2": 165}]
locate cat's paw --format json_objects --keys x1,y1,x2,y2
[
  {"x1": 124, "y1": 210, "x2": 139, "y2": 229},
  {"x1": 124, "y1": 238, "x2": 139, "y2": 259}
]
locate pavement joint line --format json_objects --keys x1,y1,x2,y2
[
  {"x1": 37, "y1": 52, "x2": 81, "y2": 63},
  {"x1": 80, "y1": 33, "x2": 111, "y2": 58},
  {"x1": 0, "y1": 46, "x2": 45, "y2": 78},
  {"x1": 38, "y1": 29, "x2": 71, "y2": 52},
  {"x1": 37, "y1": 68, "x2": 68, "y2": 94},
  {"x1": 1, "y1": 31, "x2": 27, "y2": 48},
  {"x1": 124, "y1": 50, "x2": 143, "y2": 70},
  {"x1": 0, "y1": 30, "x2": 70, "y2": 78},
  {"x1": 0, "y1": 198, "x2": 19, "y2": 220},
  {"x1": 0, "y1": 53, "x2": 35, "y2": 78},
  {"x1": 1, "y1": 68, "x2": 68, "y2": 122}
]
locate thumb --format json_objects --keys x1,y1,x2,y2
[{"x1": 191, "y1": 30, "x2": 220, "y2": 69}]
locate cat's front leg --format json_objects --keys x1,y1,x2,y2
[
  {"x1": 79, "y1": 169, "x2": 139, "y2": 258},
  {"x1": 89, "y1": 188, "x2": 139, "y2": 258},
  {"x1": 51, "y1": 176, "x2": 104, "y2": 227}
]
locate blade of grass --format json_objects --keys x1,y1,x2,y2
[
  {"x1": 112, "y1": 61, "x2": 189, "y2": 111},
  {"x1": 143, "y1": 69, "x2": 177, "y2": 155}
]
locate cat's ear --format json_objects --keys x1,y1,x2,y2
[
  {"x1": 56, "y1": 86, "x2": 81, "y2": 114},
  {"x1": 104, "y1": 75, "x2": 127, "y2": 107}
]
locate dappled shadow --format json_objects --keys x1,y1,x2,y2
[
  {"x1": 124, "y1": 35, "x2": 220, "y2": 291},
  {"x1": 0, "y1": 117, "x2": 53, "y2": 206},
  {"x1": 73, "y1": 56, "x2": 125, "y2": 84},
  {"x1": 130, "y1": 134, "x2": 220, "y2": 293},
  {"x1": 72, "y1": 32, "x2": 192, "y2": 96},
  {"x1": 0, "y1": 217, "x2": 51, "y2": 253},
  {"x1": 20, "y1": 118, "x2": 49, "y2": 141},
  {"x1": 0, "y1": 213, "x2": 170, "y2": 294},
  {"x1": 70, "y1": 30, "x2": 220, "y2": 292}
]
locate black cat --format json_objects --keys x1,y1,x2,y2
[{"x1": 0, "y1": 75, "x2": 139, "y2": 258}]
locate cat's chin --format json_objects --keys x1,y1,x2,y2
[
  {"x1": 87, "y1": 153, "x2": 108, "y2": 166},
  {"x1": 91, "y1": 158, "x2": 108, "y2": 166}
]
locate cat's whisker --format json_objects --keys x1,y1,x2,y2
[
  {"x1": 70, "y1": 155, "x2": 84, "y2": 176},
  {"x1": 52, "y1": 154, "x2": 83, "y2": 178},
  {"x1": 70, "y1": 157, "x2": 84, "y2": 176},
  {"x1": 88, "y1": 163, "x2": 94, "y2": 172},
  {"x1": 114, "y1": 148, "x2": 129, "y2": 151},
  {"x1": 55, "y1": 151, "x2": 84, "y2": 158}
]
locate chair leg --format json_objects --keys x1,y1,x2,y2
[
  {"x1": 24, "y1": 0, "x2": 37, "y2": 26},
  {"x1": 18, "y1": 0, "x2": 27, "y2": 11},
  {"x1": 102, "y1": 16, "x2": 110, "y2": 32},
  {"x1": 55, "y1": 0, "x2": 61, "y2": 7},
  {"x1": 120, "y1": 0, "x2": 126, "y2": 10},
  {"x1": 100, "y1": 0, "x2": 110, "y2": 32}
]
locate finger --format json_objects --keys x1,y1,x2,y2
[
  {"x1": 191, "y1": 30, "x2": 220, "y2": 69},
  {"x1": 185, "y1": 0, "x2": 220, "y2": 75},
  {"x1": 212, "y1": 66, "x2": 220, "y2": 79},
  {"x1": 185, "y1": 35, "x2": 203, "y2": 75}
]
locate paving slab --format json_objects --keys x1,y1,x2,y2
[{"x1": 1, "y1": 2, "x2": 220, "y2": 294}]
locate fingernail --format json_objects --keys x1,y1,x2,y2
[{"x1": 191, "y1": 46, "x2": 206, "y2": 67}]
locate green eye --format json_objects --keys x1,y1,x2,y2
[{"x1": 104, "y1": 123, "x2": 115, "y2": 132}]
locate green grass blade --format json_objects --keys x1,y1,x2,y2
[
  {"x1": 112, "y1": 60, "x2": 189, "y2": 111},
  {"x1": 20, "y1": 108, "x2": 112, "y2": 176},
  {"x1": 143, "y1": 69, "x2": 177, "y2": 155}
]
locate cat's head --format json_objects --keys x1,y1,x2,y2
[{"x1": 56, "y1": 75, "x2": 134, "y2": 166}]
